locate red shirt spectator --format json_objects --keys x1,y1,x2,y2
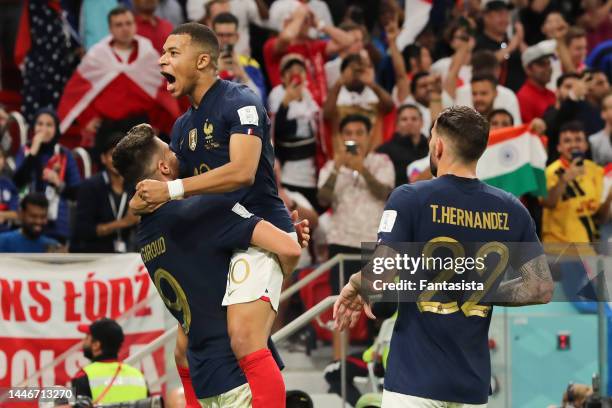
[
  {"x1": 517, "y1": 79, "x2": 556, "y2": 123},
  {"x1": 264, "y1": 38, "x2": 327, "y2": 105},
  {"x1": 263, "y1": 3, "x2": 353, "y2": 106},
  {"x1": 135, "y1": 14, "x2": 173, "y2": 52},
  {"x1": 517, "y1": 42, "x2": 556, "y2": 122}
]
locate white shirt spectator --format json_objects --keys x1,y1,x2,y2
[
  {"x1": 401, "y1": 95, "x2": 431, "y2": 137},
  {"x1": 431, "y1": 57, "x2": 472, "y2": 88},
  {"x1": 589, "y1": 129, "x2": 612, "y2": 166},
  {"x1": 324, "y1": 57, "x2": 342, "y2": 90},
  {"x1": 318, "y1": 153, "x2": 395, "y2": 248},
  {"x1": 186, "y1": 0, "x2": 263, "y2": 55},
  {"x1": 442, "y1": 84, "x2": 523, "y2": 125}
]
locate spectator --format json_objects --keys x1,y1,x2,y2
[
  {"x1": 543, "y1": 73, "x2": 605, "y2": 161},
  {"x1": 212, "y1": 12, "x2": 267, "y2": 100},
  {"x1": 268, "y1": 54, "x2": 320, "y2": 209},
  {"x1": 323, "y1": 53, "x2": 394, "y2": 148},
  {"x1": 587, "y1": 70, "x2": 611, "y2": 114},
  {"x1": 589, "y1": 92, "x2": 612, "y2": 166},
  {"x1": 430, "y1": 17, "x2": 475, "y2": 86},
  {"x1": 444, "y1": 50, "x2": 522, "y2": 125},
  {"x1": 376, "y1": 104, "x2": 429, "y2": 187},
  {"x1": 263, "y1": 4, "x2": 354, "y2": 106},
  {"x1": 317, "y1": 114, "x2": 394, "y2": 359},
  {"x1": 542, "y1": 121, "x2": 612, "y2": 243},
  {"x1": 519, "y1": 0, "x2": 560, "y2": 46},
  {"x1": 0, "y1": 193, "x2": 60, "y2": 253},
  {"x1": 21, "y1": 0, "x2": 80, "y2": 125},
  {"x1": 565, "y1": 26, "x2": 589, "y2": 73},
  {"x1": 133, "y1": 0, "x2": 174, "y2": 52},
  {"x1": 470, "y1": 74, "x2": 498, "y2": 117},
  {"x1": 71, "y1": 132, "x2": 139, "y2": 253},
  {"x1": 57, "y1": 6, "x2": 180, "y2": 147},
  {"x1": 324, "y1": 22, "x2": 368, "y2": 89},
  {"x1": 517, "y1": 41, "x2": 556, "y2": 123},
  {"x1": 577, "y1": 0, "x2": 612, "y2": 52},
  {"x1": 188, "y1": 0, "x2": 269, "y2": 56},
  {"x1": 14, "y1": 109, "x2": 81, "y2": 243},
  {"x1": 0, "y1": 149, "x2": 18, "y2": 233},
  {"x1": 488, "y1": 108, "x2": 515, "y2": 130},
  {"x1": 475, "y1": 0, "x2": 526, "y2": 91},
  {"x1": 71, "y1": 318, "x2": 148, "y2": 404},
  {"x1": 397, "y1": 72, "x2": 439, "y2": 137}
]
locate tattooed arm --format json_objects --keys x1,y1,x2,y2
[{"x1": 492, "y1": 254, "x2": 554, "y2": 306}]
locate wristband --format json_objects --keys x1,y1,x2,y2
[
  {"x1": 317, "y1": 20, "x2": 326, "y2": 31},
  {"x1": 167, "y1": 179, "x2": 185, "y2": 200}
]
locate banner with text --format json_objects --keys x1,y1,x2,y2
[{"x1": 0, "y1": 254, "x2": 167, "y2": 404}]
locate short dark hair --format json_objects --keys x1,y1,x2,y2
[
  {"x1": 338, "y1": 22, "x2": 368, "y2": 42},
  {"x1": 171, "y1": 23, "x2": 220, "y2": 68},
  {"x1": 559, "y1": 120, "x2": 585, "y2": 134},
  {"x1": 471, "y1": 73, "x2": 498, "y2": 87},
  {"x1": 488, "y1": 108, "x2": 514, "y2": 125},
  {"x1": 402, "y1": 44, "x2": 426, "y2": 73},
  {"x1": 108, "y1": 5, "x2": 132, "y2": 25},
  {"x1": 557, "y1": 73, "x2": 580, "y2": 88},
  {"x1": 21, "y1": 193, "x2": 48, "y2": 211},
  {"x1": 397, "y1": 104, "x2": 422, "y2": 118},
  {"x1": 340, "y1": 53, "x2": 362, "y2": 73},
  {"x1": 471, "y1": 50, "x2": 499, "y2": 73},
  {"x1": 410, "y1": 72, "x2": 430, "y2": 95},
  {"x1": 112, "y1": 124, "x2": 160, "y2": 188},
  {"x1": 339, "y1": 114, "x2": 372, "y2": 133},
  {"x1": 435, "y1": 106, "x2": 489, "y2": 162},
  {"x1": 212, "y1": 12, "x2": 239, "y2": 29}
]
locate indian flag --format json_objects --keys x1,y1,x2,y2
[{"x1": 476, "y1": 125, "x2": 547, "y2": 197}]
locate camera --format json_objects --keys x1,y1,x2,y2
[
  {"x1": 344, "y1": 140, "x2": 358, "y2": 155},
  {"x1": 221, "y1": 43, "x2": 234, "y2": 58},
  {"x1": 571, "y1": 150, "x2": 585, "y2": 166}
]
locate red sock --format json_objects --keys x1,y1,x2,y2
[
  {"x1": 177, "y1": 365, "x2": 200, "y2": 407},
  {"x1": 238, "y1": 348, "x2": 286, "y2": 408}
]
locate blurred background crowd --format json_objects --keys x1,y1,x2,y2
[{"x1": 0, "y1": 0, "x2": 611, "y2": 406}]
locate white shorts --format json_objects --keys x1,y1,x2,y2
[
  {"x1": 198, "y1": 383, "x2": 251, "y2": 408},
  {"x1": 221, "y1": 232, "x2": 297, "y2": 312},
  {"x1": 381, "y1": 390, "x2": 487, "y2": 408}
]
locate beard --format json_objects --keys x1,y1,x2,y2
[
  {"x1": 83, "y1": 346, "x2": 94, "y2": 360},
  {"x1": 429, "y1": 154, "x2": 438, "y2": 177},
  {"x1": 345, "y1": 80, "x2": 365, "y2": 94},
  {"x1": 22, "y1": 224, "x2": 42, "y2": 240}
]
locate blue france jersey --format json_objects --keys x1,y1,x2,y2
[
  {"x1": 170, "y1": 80, "x2": 293, "y2": 233},
  {"x1": 137, "y1": 196, "x2": 271, "y2": 398},
  {"x1": 377, "y1": 175, "x2": 542, "y2": 404}
]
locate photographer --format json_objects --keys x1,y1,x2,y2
[
  {"x1": 317, "y1": 114, "x2": 394, "y2": 360},
  {"x1": 542, "y1": 121, "x2": 612, "y2": 244},
  {"x1": 212, "y1": 12, "x2": 267, "y2": 101}
]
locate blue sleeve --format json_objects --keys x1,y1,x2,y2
[
  {"x1": 0, "y1": 234, "x2": 8, "y2": 252},
  {"x1": 225, "y1": 88, "x2": 266, "y2": 140},
  {"x1": 8, "y1": 182, "x2": 18, "y2": 211},
  {"x1": 64, "y1": 149, "x2": 81, "y2": 187},
  {"x1": 377, "y1": 186, "x2": 417, "y2": 244},
  {"x1": 217, "y1": 207, "x2": 262, "y2": 251}
]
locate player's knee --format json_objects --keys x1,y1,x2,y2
[{"x1": 229, "y1": 325, "x2": 265, "y2": 358}]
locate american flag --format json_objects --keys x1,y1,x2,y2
[{"x1": 20, "y1": 0, "x2": 80, "y2": 125}]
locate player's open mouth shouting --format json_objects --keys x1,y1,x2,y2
[{"x1": 161, "y1": 71, "x2": 177, "y2": 94}]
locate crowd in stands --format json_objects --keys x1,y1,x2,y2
[{"x1": 0, "y1": 0, "x2": 610, "y2": 403}]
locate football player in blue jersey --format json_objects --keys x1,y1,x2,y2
[
  {"x1": 130, "y1": 23, "x2": 297, "y2": 407},
  {"x1": 113, "y1": 125, "x2": 305, "y2": 407},
  {"x1": 334, "y1": 106, "x2": 554, "y2": 407}
]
